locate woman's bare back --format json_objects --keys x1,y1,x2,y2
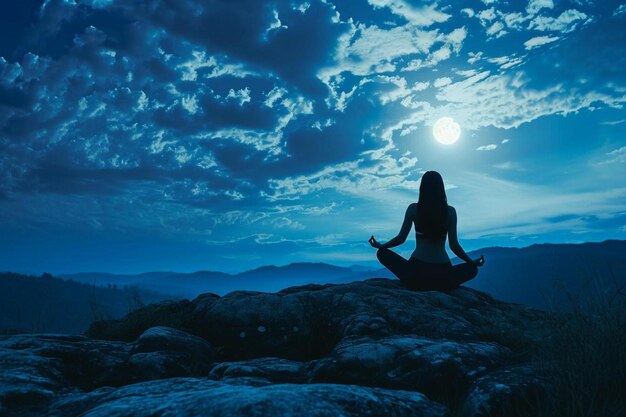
[{"x1": 410, "y1": 204, "x2": 452, "y2": 264}]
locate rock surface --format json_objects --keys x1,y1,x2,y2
[
  {"x1": 0, "y1": 278, "x2": 552, "y2": 416},
  {"x1": 49, "y1": 378, "x2": 450, "y2": 417}
]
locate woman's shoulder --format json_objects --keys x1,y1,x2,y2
[{"x1": 447, "y1": 205, "x2": 457, "y2": 216}]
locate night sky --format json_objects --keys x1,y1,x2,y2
[{"x1": 1, "y1": 0, "x2": 625, "y2": 274}]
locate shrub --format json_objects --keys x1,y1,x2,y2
[{"x1": 534, "y1": 280, "x2": 626, "y2": 417}]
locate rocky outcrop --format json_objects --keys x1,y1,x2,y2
[
  {"x1": 47, "y1": 378, "x2": 450, "y2": 417},
  {"x1": 1, "y1": 278, "x2": 552, "y2": 416}
]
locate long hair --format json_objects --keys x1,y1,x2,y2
[{"x1": 416, "y1": 171, "x2": 448, "y2": 239}]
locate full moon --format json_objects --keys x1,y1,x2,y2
[{"x1": 433, "y1": 117, "x2": 461, "y2": 145}]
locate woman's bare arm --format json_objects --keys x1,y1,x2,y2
[
  {"x1": 447, "y1": 206, "x2": 476, "y2": 264},
  {"x1": 380, "y1": 204, "x2": 416, "y2": 249}
]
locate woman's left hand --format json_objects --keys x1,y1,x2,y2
[
  {"x1": 473, "y1": 254, "x2": 485, "y2": 267},
  {"x1": 368, "y1": 235, "x2": 382, "y2": 249}
]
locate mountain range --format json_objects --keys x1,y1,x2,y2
[
  {"x1": 2, "y1": 240, "x2": 624, "y2": 334},
  {"x1": 62, "y1": 239, "x2": 626, "y2": 310}
]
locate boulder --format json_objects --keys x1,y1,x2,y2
[
  {"x1": 2, "y1": 279, "x2": 556, "y2": 416},
  {"x1": 461, "y1": 364, "x2": 549, "y2": 417},
  {"x1": 311, "y1": 335, "x2": 511, "y2": 404},
  {"x1": 49, "y1": 378, "x2": 450, "y2": 417},
  {"x1": 0, "y1": 328, "x2": 216, "y2": 416},
  {"x1": 209, "y1": 357, "x2": 312, "y2": 383},
  {"x1": 89, "y1": 279, "x2": 550, "y2": 362},
  {"x1": 127, "y1": 326, "x2": 215, "y2": 381}
]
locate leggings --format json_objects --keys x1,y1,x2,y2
[{"x1": 377, "y1": 248, "x2": 477, "y2": 292}]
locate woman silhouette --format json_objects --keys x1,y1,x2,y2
[{"x1": 369, "y1": 171, "x2": 484, "y2": 292}]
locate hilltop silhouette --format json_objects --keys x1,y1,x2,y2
[{"x1": 63, "y1": 240, "x2": 626, "y2": 309}]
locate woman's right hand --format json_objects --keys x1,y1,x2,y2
[
  {"x1": 473, "y1": 254, "x2": 485, "y2": 267},
  {"x1": 368, "y1": 236, "x2": 382, "y2": 249}
]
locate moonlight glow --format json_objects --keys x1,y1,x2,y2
[{"x1": 433, "y1": 117, "x2": 461, "y2": 145}]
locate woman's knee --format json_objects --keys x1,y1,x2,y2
[
  {"x1": 468, "y1": 262, "x2": 478, "y2": 277},
  {"x1": 376, "y1": 247, "x2": 388, "y2": 262},
  {"x1": 451, "y1": 262, "x2": 478, "y2": 286}
]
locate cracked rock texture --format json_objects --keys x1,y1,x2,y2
[{"x1": 1, "y1": 278, "x2": 551, "y2": 416}]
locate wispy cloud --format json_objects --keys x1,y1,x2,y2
[
  {"x1": 601, "y1": 119, "x2": 626, "y2": 126},
  {"x1": 367, "y1": 0, "x2": 451, "y2": 27},
  {"x1": 524, "y1": 35, "x2": 560, "y2": 49},
  {"x1": 528, "y1": 9, "x2": 589, "y2": 33},
  {"x1": 614, "y1": 4, "x2": 626, "y2": 17},
  {"x1": 447, "y1": 172, "x2": 626, "y2": 239},
  {"x1": 596, "y1": 146, "x2": 626, "y2": 165},
  {"x1": 527, "y1": 0, "x2": 554, "y2": 15}
]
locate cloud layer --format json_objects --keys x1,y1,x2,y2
[{"x1": 0, "y1": 0, "x2": 625, "y2": 273}]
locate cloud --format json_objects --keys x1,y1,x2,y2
[
  {"x1": 461, "y1": 8, "x2": 475, "y2": 18},
  {"x1": 264, "y1": 152, "x2": 420, "y2": 201},
  {"x1": 226, "y1": 87, "x2": 252, "y2": 106},
  {"x1": 434, "y1": 77, "x2": 452, "y2": 88},
  {"x1": 317, "y1": 21, "x2": 467, "y2": 111},
  {"x1": 366, "y1": 0, "x2": 451, "y2": 27},
  {"x1": 358, "y1": 75, "x2": 430, "y2": 105},
  {"x1": 271, "y1": 216, "x2": 305, "y2": 230},
  {"x1": 181, "y1": 95, "x2": 199, "y2": 114},
  {"x1": 320, "y1": 23, "x2": 438, "y2": 78},
  {"x1": 614, "y1": 4, "x2": 626, "y2": 17},
  {"x1": 601, "y1": 119, "x2": 626, "y2": 126},
  {"x1": 294, "y1": 2, "x2": 310, "y2": 14},
  {"x1": 528, "y1": 9, "x2": 589, "y2": 33},
  {"x1": 500, "y1": 12, "x2": 529, "y2": 30},
  {"x1": 388, "y1": 69, "x2": 626, "y2": 136},
  {"x1": 1, "y1": 0, "x2": 625, "y2": 271},
  {"x1": 264, "y1": 87, "x2": 286, "y2": 108},
  {"x1": 467, "y1": 51, "x2": 483, "y2": 64},
  {"x1": 524, "y1": 35, "x2": 560, "y2": 49},
  {"x1": 177, "y1": 51, "x2": 258, "y2": 81},
  {"x1": 477, "y1": 8, "x2": 497, "y2": 25},
  {"x1": 466, "y1": 2, "x2": 589, "y2": 43},
  {"x1": 0, "y1": 4, "x2": 327, "y2": 205},
  {"x1": 486, "y1": 21, "x2": 506, "y2": 38},
  {"x1": 596, "y1": 146, "x2": 626, "y2": 165},
  {"x1": 526, "y1": 0, "x2": 554, "y2": 15},
  {"x1": 265, "y1": 9, "x2": 289, "y2": 39},
  {"x1": 445, "y1": 172, "x2": 626, "y2": 239}
]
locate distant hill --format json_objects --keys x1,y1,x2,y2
[
  {"x1": 357, "y1": 240, "x2": 626, "y2": 310},
  {"x1": 48, "y1": 239, "x2": 626, "y2": 312},
  {"x1": 62, "y1": 262, "x2": 368, "y2": 299},
  {"x1": 462, "y1": 240, "x2": 626, "y2": 310},
  {"x1": 0, "y1": 272, "x2": 174, "y2": 334}
]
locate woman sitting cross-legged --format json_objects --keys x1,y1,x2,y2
[{"x1": 368, "y1": 170, "x2": 485, "y2": 292}]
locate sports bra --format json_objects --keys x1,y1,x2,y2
[
  {"x1": 414, "y1": 206, "x2": 449, "y2": 241},
  {"x1": 415, "y1": 231, "x2": 446, "y2": 241}
]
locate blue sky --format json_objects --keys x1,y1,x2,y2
[{"x1": 0, "y1": 0, "x2": 625, "y2": 274}]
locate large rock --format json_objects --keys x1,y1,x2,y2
[
  {"x1": 0, "y1": 346, "x2": 67, "y2": 414},
  {"x1": 311, "y1": 335, "x2": 511, "y2": 404},
  {"x1": 0, "y1": 334, "x2": 130, "y2": 416},
  {"x1": 47, "y1": 378, "x2": 450, "y2": 417},
  {"x1": 127, "y1": 326, "x2": 215, "y2": 381},
  {"x1": 209, "y1": 357, "x2": 312, "y2": 384},
  {"x1": 89, "y1": 279, "x2": 550, "y2": 362},
  {"x1": 86, "y1": 300, "x2": 196, "y2": 342},
  {"x1": 0, "y1": 334, "x2": 132, "y2": 391},
  {"x1": 461, "y1": 364, "x2": 549, "y2": 417},
  {"x1": 2, "y1": 278, "x2": 555, "y2": 416},
  {"x1": 0, "y1": 328, "x2": 215, "y2": 416}
]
